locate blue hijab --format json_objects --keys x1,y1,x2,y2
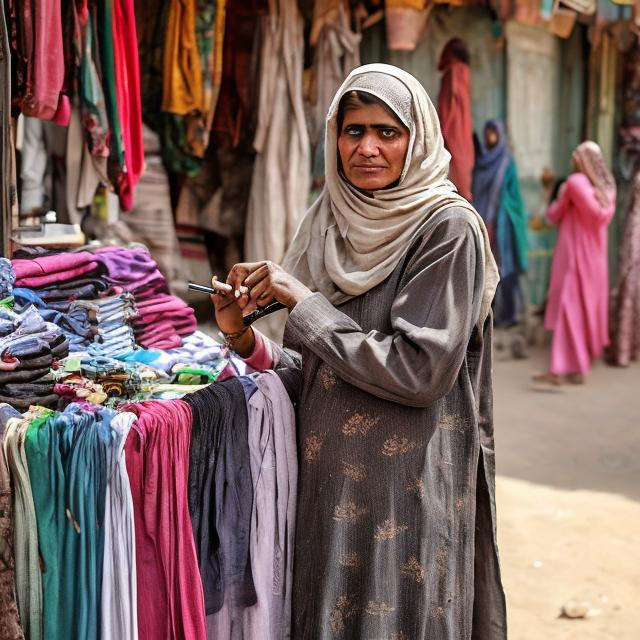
[{"x1": 472, "y1": 120, "x2": 511, "y2": 225}]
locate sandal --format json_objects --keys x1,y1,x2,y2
[
  {"x1": 565, "y1": 373, "x2": 585, "y2": 385},
  {"x1": 532, "y1": 372, "x2": 563, "y2": 386}
]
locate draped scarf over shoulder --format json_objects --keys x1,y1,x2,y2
[{"x1": 283, "y1": 63, "x2": 499, "y2": 327}]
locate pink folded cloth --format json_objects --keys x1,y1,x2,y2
[
  {"x1": 135, "y1": 299, "x2": 191, "y2": 317},
  {"x1": 16, "y1": 262, "x2": 100, "y2": 288},
  {"x1": 13, "y1": 251, "x2": 97, "y2": 280},
  {"x1": 135, "y1": 294, "x2": 178, "y2": 309},
  {"x1": 137, "y1": 334, "x2": 182, "y2": 350},
  {"x1": 134, "y1": 308, "x2": 195, "y2": 327},
  {"x1": 134, "y1": 320, "x2": 181, "y2": 343}
]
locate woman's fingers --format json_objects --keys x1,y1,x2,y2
[
  {"x1": 210, "y1": 292, "x2": 234, "y2": 311},
  {"x1": 226, "y1": 262, "x2": 266, "y2": 292},
  {"x1": 247, "y1": 278, "x2": 275, "y2": 307},
  {"x1": 244, "y1": 263, "x2": 272, "y2": 288}
]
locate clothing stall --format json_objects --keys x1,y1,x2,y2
[{"x1": 0, "y1": 1, "x2": 639, "y2": 639}]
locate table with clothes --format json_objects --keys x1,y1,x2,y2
[
  {"x1": 0, "y1": 370, "x2": 297, "y2": 640},
  {"x1": 0, "y1": 248, "x2": 300, "y2": 640}
]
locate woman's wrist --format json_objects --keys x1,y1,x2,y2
[{"x1": 223, "y1": 326, "x2": 256, "y2": 358}]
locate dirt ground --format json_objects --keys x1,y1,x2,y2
[{"x1": 493, "y1": 346, "x2": 640, "y2": 639}]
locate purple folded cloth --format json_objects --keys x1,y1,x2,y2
[{"x1": 95, "y1": 247, "x2": 168, "y2": 294}]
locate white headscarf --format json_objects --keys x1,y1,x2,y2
[{"x1": 283, "y1": 63, "x2": 499, "y2": 326}]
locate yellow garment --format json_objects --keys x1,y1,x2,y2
[
  {"x1": 385, "y1": 0, "x2": 426, "y2": 8},
  {"x1": 162, "y1": 0, "x2": 204, "y2": 115}
]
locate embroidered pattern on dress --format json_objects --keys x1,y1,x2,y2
[
  {"x1": 338, "y1": 551, "x2": 361, "y2": 568},
  {"x1": 382, "y1": 434, "x2": 419, "y2": 456},
  {"x1": 374, "y1": 519, "x2": 408, "y2": 540},
  {"x1": 330, "y1": 594, "x2": 360, "y2": 633},
  {"x1": 341, "y1": 412, "x2": 380, "y2": 437},
  {"x1": 319, "y1": 365, "x2": 337, "y2": 390},
  {"x1": 406, "y1": 476, "x2": 426, "y2": 499},
  {"x1": 438, "y1": 413, "x2": 468, "y2": 433},
  {"x1": 333, "y1": 501, "x2": 369, "y2": 523},
  {"x1": 341, "y1": 460, "x2": 367, "y2": 482},
  {"x1": 401, "y1": 556, "x2": 426, "y2": 585},
  {"x1": 303, "y1": 431, "x2": 326, "y2": 463},
  {"x1": 366, "y1": 601, "x2": 396, "y2": 616}
]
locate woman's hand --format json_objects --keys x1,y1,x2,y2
[
  {"x1": 227, "y1": 261, "x2": 313, "y2": 312},
  {"x1": 210, "y1": 289, "x2": 245, "y2": 335}
]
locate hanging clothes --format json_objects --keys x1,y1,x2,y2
[
  {"x1": 21, "y1": 0, "x2": 66, "y2": 120},
  {"x1": 23, "y1": 408, "x2": 65, "y2": 640},
  {"x1": 185, "y1": 379, "x2": 256, "y2": 617},
  {"x1": 437, "y1": 38, "x2": 474, "y2": 201},
  {"x1": 0, "y1": 403, "x2": 25, "y2": 640},
  {"x1": 244, "y1": 0, "x2": 311, "y2": 264},
  {"x1": 1, "y1": 1, "x2": 12, "y2": 257},
  {"x1": 609, "y1": 172, "x2": 640, "y2": 366},
  {"x1": 101, "y1": 411, "x2": 138, "y2": 640},
  {"x1": 305, "y1": 0, "x2": 361, "y2": 150},
  {"x1": 545, "y1": 143, "x2": 616, "y2": 376},
  {"x1": 472, "y1": 120, "x2": 528, "y2": 327},
  {"x1": 3, "y1": 410, "x2": 44, "y2": 640},
  {"x1": 240, "y1": 371, "x2": 297, "y2": 639},
  {"x1": 122, "y1": 400, "x2": 207, "y2": 640},
  {"x1": 162, "y1": 0, "x2": 203, "y2": 116},
  {"x1": 111, "y1": 0, "x2": 144, "y2": 211}
]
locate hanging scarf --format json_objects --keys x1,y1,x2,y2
[{"x1": 283, "y1": 63, "x2": 498, "y2": 327}]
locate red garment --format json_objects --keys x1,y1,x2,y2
[
  {"x1": 123, "y1": 400, "x2": 207, "y2": 640},
  {"x1": 22, "y1": 0, "x2": 65, "y2": 119},
  {"x1": 111, "y1": 0, "x2": 144, "y2": 210},
  {"x1": 437, "y1": 40, "x2": 474, "y2": 201}
]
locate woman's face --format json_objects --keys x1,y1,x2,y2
[
  {"x1": 337, "y1": 103, "x2": 410, "y2": 191},
  {"x1": 484, "y1": 126, "x2": 499, "y2": 149}
]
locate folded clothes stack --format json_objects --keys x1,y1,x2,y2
[
  {"x1": 11, "y1": 251, "x2": 111, "y2": 351},
  {"x1": 133, "y1": 294, "x2": 197, "y2": 350},
  {"x1": 94, "y1": 247, "x2": 196, "y2": 349},
  {"x1": 0, "y1": 258, "x2": 14, "y2": 300},
  {"x1": 117, "y1": 331, "x2": 232, "y2": 375},
  {"x1": 72, "y1": 293, "x2": 138, "y2": 357},
  {"x1": 12, "y1": 251, "x2": 110, "y2": 307},
  {"x1": 54, "y1": 353, "x2": 163, "y2": 407},
  {"x1": 0, "y1": 305, "x2": 69, "y2": 410}
]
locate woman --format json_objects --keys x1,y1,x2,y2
[
  {"x1": 437, "y1": 38, "x2": 474, "y2": 201},
  {"x1": 536, "y1": 141, "x2": 616, "y2": 385},
  {"x1": 213, "y1": 64, "x2": 506, "y2": 639},
  {"x1": 472, "y1": 120, "x2": 528, "y2": 331},
  {"x1": 608, "y1": 172, "x2": 640, "y2": 366}
]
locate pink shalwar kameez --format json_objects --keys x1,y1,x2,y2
[{"x1": 545, "y1": 173, "x2": 616, "y2": 375}]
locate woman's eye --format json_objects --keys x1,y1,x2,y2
[
  {"x1": 345, "y1": 126, "x2": 363, "y2": 137},
  {"x1": 381, "y1": 129, "x2": 396, "y2": 139}
]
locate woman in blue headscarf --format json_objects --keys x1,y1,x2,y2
[{"x1": 473, "y1": 119, "x2": 528, "y2": 329}]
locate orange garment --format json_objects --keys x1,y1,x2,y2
[
  {"x1": 162, "y1": 0, "x2": 203, "y2": 116},
  {"x1": 437, "y1": 39, "x2": 474, "y2": 201}
]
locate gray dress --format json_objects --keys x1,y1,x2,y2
[{"x1": 272, "y1": 208, "x2": 506, "y2": 640}]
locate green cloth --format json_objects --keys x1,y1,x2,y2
[
  {"x1": 498, "y1": 159, "x2": 529, "y2": 272},
  {"x1": 98, "y1": 0, "x2": 124, "y2": 167},
  {"x1": 80, "y1": 12, "x2": 111, "y2": 157},
  {"x1": 25, "y1": 412, "x2": 66, "y2": 640}
]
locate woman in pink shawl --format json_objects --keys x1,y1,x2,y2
[{"x1": 535, "y1": 141, "x2": 616, "y2": 385}]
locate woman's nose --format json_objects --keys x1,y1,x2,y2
[{"x1": 358, "y1": 133, "x2": 380, "y2": 157}]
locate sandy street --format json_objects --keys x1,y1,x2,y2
[{"x1": 493, "y1": 347, "x2": 640, "y2": 639}]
